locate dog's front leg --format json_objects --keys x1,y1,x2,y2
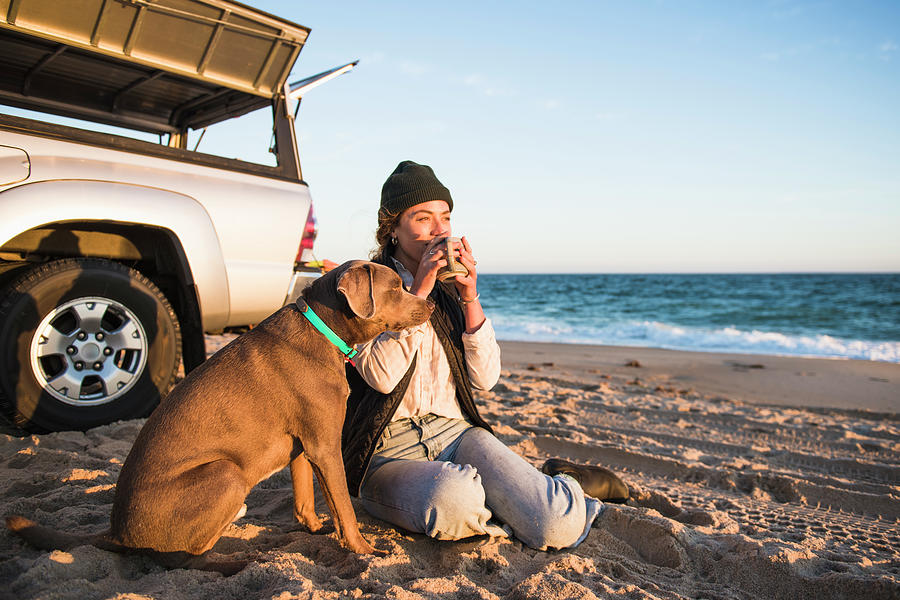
[
  {"x1": 290, "y1": 453, "x2": 324, "y2": 533},
  {"x1": 307, "y1": 453, "x2": 380, "y2": 554}
]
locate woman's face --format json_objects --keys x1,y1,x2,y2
[{"x1": 392, "y1": 200, "x2": 452, "y2": 262}]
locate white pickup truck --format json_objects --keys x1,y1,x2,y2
[{"x1": 0, "y1": 0, "x2": 353, "y2": 432}]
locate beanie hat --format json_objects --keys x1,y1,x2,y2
[{"x1": 380, "y1": 160, "x2": 453, "y2": 215}]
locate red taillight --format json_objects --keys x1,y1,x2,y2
[{"x1": 295, "y1": 204, "x2": 318, "y2": 262}]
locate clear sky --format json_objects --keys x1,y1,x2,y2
[{"x1": 16, "y1": 1, "x2": 900, "y2": 273}]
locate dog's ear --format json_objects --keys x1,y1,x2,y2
[{"x1": 336, "y1": 263, "x2": 377, "y2": 319}]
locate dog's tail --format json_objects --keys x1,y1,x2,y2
[
  {"x1": 7, "y1": 515, "x2": 248, "y2": 576},
  {"x1": 6, "y1": 515, "x2": 110, "y2": 552}
]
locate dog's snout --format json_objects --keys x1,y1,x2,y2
[{"x1": 393, "y1": 295, "x2": 433, "y2": 329}]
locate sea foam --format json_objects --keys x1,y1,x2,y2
[{"x1": 489, "y1": 317, "x2": 900, "y2": 362}]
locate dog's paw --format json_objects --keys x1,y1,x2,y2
[
  {"x1": 293, "y1": 511, "x2": 326, "y2": 533},
  {"x1": 343, "y1": 535, "x2": 382, "y2": 555}
]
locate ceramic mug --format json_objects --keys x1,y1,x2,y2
[{"x1": 436, "y1": 236, "x2": 469, "y2": 281}]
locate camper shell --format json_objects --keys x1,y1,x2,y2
[{"x1": 0, "y1": 0, "x2": 318, "y2": 179}]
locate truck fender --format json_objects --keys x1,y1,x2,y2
[{"x1": 0, "y1": 179, "x2": 230, "y2": 331}]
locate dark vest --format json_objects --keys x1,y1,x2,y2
[{"x1": 341, "y1": 256, "x2": 493, "y2": 496}]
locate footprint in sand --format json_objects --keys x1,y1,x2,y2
[{"x1": 595, "y1": 504, "x2": 688, "y2": 569}]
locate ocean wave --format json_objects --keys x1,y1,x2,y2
[{"x1": 489, "y1": 317, "x2": 900, "y2": 363}]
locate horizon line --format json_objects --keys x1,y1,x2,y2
[{"x1": 476, "y1": 270, "x2": 900, "y2": 276}]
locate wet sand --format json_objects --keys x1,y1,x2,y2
[{"x1": 499, "y1": 341, "x2": 900, "y2": 412}]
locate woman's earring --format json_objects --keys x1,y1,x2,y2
[{"x1": 391, "y1": 236, "x2": 398, "y2": 245}]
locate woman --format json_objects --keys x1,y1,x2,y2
[{"x1": 341, "y1": 160, "x2": 628, "y2": 550}]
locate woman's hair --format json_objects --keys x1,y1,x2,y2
[{"x1": 370, "y1": 207, "x2": 403, "y2": 262}]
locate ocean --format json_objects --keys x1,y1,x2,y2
[{"x1": 477, "y1": 273, "x2": 900, "y2": 363}]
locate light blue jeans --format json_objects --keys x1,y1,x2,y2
[{"x1": 358, "y1": 415, "x2": 602, "y2": 550}]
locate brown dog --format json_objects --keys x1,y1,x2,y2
[{"x1": 7, "y1": 260, "x2": 433, "y2": 574}]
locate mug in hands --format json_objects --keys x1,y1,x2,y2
[{"x1": 436, "y1": 236, "x2": 469, "y2": 282}]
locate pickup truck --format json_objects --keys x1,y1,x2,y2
[{"x1": 0, "y1": 0, "x2": 353, "y2": 432}]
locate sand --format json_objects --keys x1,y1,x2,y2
[{"x1": 1, "y1": 336, "x2": 898, "y2": 599}]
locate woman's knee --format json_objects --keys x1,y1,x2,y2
[
  {"x1": 510, "y1": 476, "x2": 588, "y2": 550},
  {"x1": 455, "y1": 429, "x2": 589, "y2": 549},
  {"x1": 421, "y1": 462, "x2": 492, "y2": 540}
]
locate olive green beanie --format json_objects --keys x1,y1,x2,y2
[{"x1": 380, "y1": 160, "x2": 453, "y2": 215}]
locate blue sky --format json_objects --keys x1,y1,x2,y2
[
  {"x1": 268, "y1": 0, "x2": 900, "y2": 273},
  {"x1": 15, "y1": 1, "x2": 900, "y2": 273}
]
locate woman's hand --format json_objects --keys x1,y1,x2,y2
[
  {"x1": 452, "y1": 236, "x2": 478, "y2": 301},
  {"x1": 409, "y1": 236, "x2": 479, "y2": 306},
  {"x1": 408, "y1": 236, "x2": 448, "y2": 299}
]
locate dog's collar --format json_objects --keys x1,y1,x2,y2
[{"x1": 295, "y1": 298, "x2": 359, "y2": 366}]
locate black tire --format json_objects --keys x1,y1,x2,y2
[{"x1": 0, "y1": 258, "x2": 181, "y2": 432}]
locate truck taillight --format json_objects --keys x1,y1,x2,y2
[{"x1": 295, "y1": 205, "x2": 318, "y2": 262}]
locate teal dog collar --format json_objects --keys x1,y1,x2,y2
[{"x1": 296, "y1": 298, "x2": 359, "y2": 365}]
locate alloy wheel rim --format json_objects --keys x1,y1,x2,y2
[{"x1": 29, "y1": 296, "x2": 149, "y2": 406}]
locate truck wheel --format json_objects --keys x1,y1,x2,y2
[{"x1": 0, "y1": 258, "x2": 181, "y2": 432}]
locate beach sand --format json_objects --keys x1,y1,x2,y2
[{"x1": 1, "y1": 336, "x2": 898, "y2": 599}]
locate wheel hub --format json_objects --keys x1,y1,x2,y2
[
  {"x1": 77, "y1": 342, "x2": 102, "y2": 362},
  {"x1": 29, "y1": 297, "x2": 149, "y2": 406}
]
